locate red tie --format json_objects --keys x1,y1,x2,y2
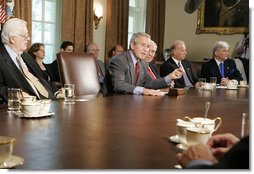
[
  {"x1": 147, "y1": 66, "x2": 156, "y2": 79},
  {"x1": 135, "y1": 62, "x2": 139, "y2": 83}
]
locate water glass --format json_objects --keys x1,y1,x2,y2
[
  {"x1": 210, "y1": 77, "x2": 217, "y2": 90},
  {"x1": 198, "y1": 78, "x2": 206, "y2": 90},
  {"x1": 64, "y1": 84, "x2": 75, "y2": 104},
  {"x1": 7, "y1": 88, "x2": 23, "y2": 112}
]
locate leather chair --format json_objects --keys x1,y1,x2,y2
[
  {"x1": 57, "y1": 52, "x2": 101, "y2": 98},
  {"x1": 190, "y1": 61, "x2": 203, "y2": 79}
]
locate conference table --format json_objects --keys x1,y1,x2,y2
[{"x1": 0, "y1": 87, "x2": 249, "y2": 169}]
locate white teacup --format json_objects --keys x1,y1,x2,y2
[
  {"x1": 21, "y1": 101, "x2": 41, "y2": 116},
  {"x1": 184, "y1": 116, "x2": 222, "y2": 133},
  {"x1": 186, "y1": 127, "x2": 211, "y2": 145},
  {"x1": 22, "y1": 96, "x2": 37, "y2": 103},
  {"x1": 0, "y1": 136, "x2": 15, "y2": 165},
  {"x1": 176, "y1": 119, "x2": 195, "y2": 144},
  {"x1": 204, "y1": 83, "x2": 213, "y2": 90},
  {"x1": 239, "y1": 80, "x2": 247, "y2": 86},
  {"x1": 39, "y1": 99, "x2": 51, "y2": 115},
  {"x1": 227, "y1": 79, "x2": 238, "y2": 89}
]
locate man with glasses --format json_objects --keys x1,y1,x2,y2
[{"x1": 0, "y1": 18, "x2": 58, "y2": 102}]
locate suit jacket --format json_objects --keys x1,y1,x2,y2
[
  {"x1": 160, "y1": 57, "x2": 197, "y2": 88},
  {"x1": 188, "y1": 136, "x2": 249, "y2": 169},
  {"x1": 148, "y1": 62, "x2": 161, "y2": 79},
  {"x1": 96, "y1": 59, "x2": 106, "y2": 77},
  {"x1": 107, "y1": 50, "x2": 168, "y2": 94},
  {"x1": 200, "y1": 58, "x2": 243, "y2": 83},
  {"x1": 45, "y1": 59, "x2": 60, "y2": 83},
  {"x1": 0, "y1": 44, "x2": 57, "y2": 102}
]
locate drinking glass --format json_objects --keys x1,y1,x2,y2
[
  {"x1": 7, "y1": 88, "x2": 23, "y2": 112},
  {"x1": 210, "y1": 77, "x2": 217, "y2": 90},
  {"x1": 198, "y1": 78, "x2": 206, "y2": 90},
  {"x1": 241, "y1": 113, "x2": 249, "y2": 138},
  {"x1": 64, "y1": 84, "x2": 75, "y2": 104}
]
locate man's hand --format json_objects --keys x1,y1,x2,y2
[
  {"x1": 143, "y1": 88, "x2": 166, "y2": 96},
  {"x1": 169, "y1": 68, "x2": 183, "y2": 79},
  {"x1": 177, "y1": 144, "x2": 217, "y2": 168}
]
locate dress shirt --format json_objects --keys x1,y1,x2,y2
[{"x1": 130, "y1": 51, "x2": 172, "y2": 95}]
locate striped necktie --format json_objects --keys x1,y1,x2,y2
[
  {"x1": 135, "y1": 62, "x2": 139, "y2": 83},
  {"x1": 16, "y1": 55, "x2": 49, "y2": 98},
  {"x1": 147, "y1": 66, "x2": 156, "y2": 79},
  {"x1": 178, "y1": 62, "x2": 193, "y2": 87}
]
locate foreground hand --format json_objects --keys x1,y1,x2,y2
[
  {"x1": 169, "y1": 68, "x2": 183, "y2": 79},
  {"x1": 207, "y1": 133, "x2": 239, "y2": 159},
  {"x1": 177, "y1": 144, "x2": 217, "y2": 168},
  {"x1": 220, "y1": 78, "x2": 229, "y2": 86},
  {"x1": 143, "y1": 88, "x2": 166, "y2": 96}
]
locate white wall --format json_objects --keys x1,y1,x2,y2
[
  {"x1": 164, "y1": 0, "x2": 243, "y2": 61},
  {"x1": 93, "y1": 0, "x2": 107, "y2": 62},
  {"x1": 94, "y1": 0, "x2": 246, "y2": 62}
]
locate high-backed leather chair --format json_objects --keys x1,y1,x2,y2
[{"x1": 57, "y1": 52, "x2": 100, "y2": 97}]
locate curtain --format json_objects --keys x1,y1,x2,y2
[
  {"x1": 14, "y1": 0, "x2": 32, "y2": 46},
  {"x1": 146, "y1": 0, "x2": 165, "y2": 61},
  {"x1": 61, "y1": 0, "x2": 93, "y2": 52},
  {"x1": 104, "y1": 0, "x2": 129, "y2": 64}
]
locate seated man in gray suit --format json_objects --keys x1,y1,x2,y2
[
  {"x1": 107, "y1": 32, "x2": 183, "y2": 96},
  {"x1": 85, "y1": 42, "x2": 105, "y2": 85}
]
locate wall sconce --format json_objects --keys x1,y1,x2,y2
[{"x1": 94, "y1": 6, "x2": 103, "y2": 30}]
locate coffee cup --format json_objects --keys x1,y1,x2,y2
[
  {"x1": 227, "y1": 79, "x2": 238, "y2": 89},
  {"x1": 204, "y1": 83, "x2": 212, "y2": 90},
  {"x1": 21, "y1": 101, "x2": 41, "y2": 116},
  {"x1": 0, "y1": 136, "x2": 15, "y2": 166},
  {"x1": 176, "y1": 119, "x2": 195, "y2": 144},
  {"x1": 22, "y1": 96, "x2": 37, "y2": 104},
  {"x1": 184, "y1": 116, "x2": 222, "y2": 133},
  {"x1": 39, "y1": 99, "x2": 51, "y2": 115},
  {"x1": 186, "y1": 127, "x2": 211, "y2": 145},
  {"x1": 239, "y1": 80, "x2": 247, "y2": 86}
]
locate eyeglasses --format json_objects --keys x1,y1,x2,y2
[{"x1": 17, "y1": 34, "x2": 30, "y2": 40}]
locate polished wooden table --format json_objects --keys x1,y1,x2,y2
[{"x1": 0, "y1": 88, "x2": 249, "y2": 169}]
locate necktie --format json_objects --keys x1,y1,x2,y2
[
  {"x1": 178, "y1": 62, "x2": 193, "y2": 87},
  {"x1": 219, "y1": 63, "x2": 225, "y2": 78},
  {"x1": 96, "y1": 61, "x2": 104, "y2": 83},
  {"x1": 147, "y1": 66, "x2": 156, "y2": 79},
  {"x1": 16, "y1": 55, "x2": 49, "y2": 98},
  {"x1": 135, "y1": 62, "x2": 139, "y2": 83}
]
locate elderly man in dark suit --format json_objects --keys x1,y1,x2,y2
[
  {"x1": 160, "y1": 40, "x2": 198, "y2": 88},
  {"x1": 0, "y1": 18, "x2": 58, "y2": 102},
  {"x1": 107, "y1": 32, "x2": 183, "y2": 96},
  {"x1": 200, "y1": 41, "x2": 242, "y2": 85}
]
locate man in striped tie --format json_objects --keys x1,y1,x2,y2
[
  {"x1": 0, "y1": 18, "x2": 59, "y2": 102},
  {"x1": 144, "y1": 40, "x2": 160, "y2": 80}
]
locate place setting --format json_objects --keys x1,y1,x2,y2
[
  {"x1": 59, "y1": 84, "x2": 91, "y2": 104},
  {"x1": 7, "y1": 88, "x2": 54, "y2": 119},
  {"x1": 238, "y1": 80, "x2": 248, "y2": 88},
  {"x1": 168, "y1": 102, "x2": 222, "y2": 168},
  {"x1": 0, "y1": 136, "x2": 24, "y2": 169}
]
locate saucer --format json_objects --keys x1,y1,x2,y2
[
  {"x1": 226, "y1": 87, "x2": 238, "y2": 90},
  {"x1": 0, "y1": 155, "x2": 24, "y2": 169},
  {"x1": 20, "y1": 112, "x2": 55, "y2": 118},
  {"x1": 168, "y1": 135, "x2": 180, "y2": 144},
  {"x1": 238, "y1": 84, "x2": 248, "y2": 88},
  {"x1": 176, "y1": 143, "x2": 189, "y2": 151}
]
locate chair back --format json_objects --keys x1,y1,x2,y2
[{"x1": 57, "y1": 52, "x2": 100, "y2": 96}]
